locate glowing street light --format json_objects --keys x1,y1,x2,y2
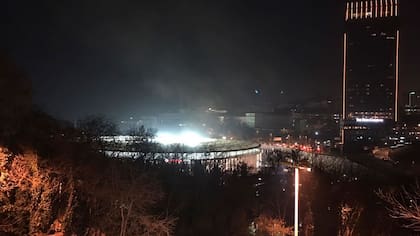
[
  {"x1": 294, "y1": 167, "x2": 299, "y2": 236},
  {"x1": 293, "y1": 166, "x2": 311, "y2": 236}
]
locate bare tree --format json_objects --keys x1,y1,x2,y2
[
  {"x1": 126, "y1": 125, "x2": 158, "y2": 157},
  {"x1": 338, "y1": 203, "x2": 363, "y2": 236},
  {"x1": 377, "y1": 184, "x2": 420, "y2": 232},
  {"x1": 77, "y1": 115, "x2": 117, "y2": 141},
  {"x1": 81, "y1": 158, "x2": 176, "y2": 236}
]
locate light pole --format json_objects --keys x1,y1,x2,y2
[{"x1": 294, "y1": 167, "x2": 299, "y2": 236}]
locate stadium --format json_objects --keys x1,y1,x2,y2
[{"x1": 101, "y1": 131, "x2": 262, "y2": 171}]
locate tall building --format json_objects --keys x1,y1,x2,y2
[
  {"x1": 408, "y1": 91, "x2": 417, "y2": 107},
  {"x1": 403, "y1": 91, "x2": 420, "y2": 126},
  {"x1": 342, "y1": 0, "x2": 400, "y2": 150}
]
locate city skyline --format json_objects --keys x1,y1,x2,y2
[
  {"x1": 3, "y1": 2, "x2": 420, "y2": 235},
  {"x1": 1, "y1": 1, "x2": 420, "y2": 121}
]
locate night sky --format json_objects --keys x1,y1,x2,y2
[{"x1": 2, "y1": 1, "x2": 420, "y2": 120}]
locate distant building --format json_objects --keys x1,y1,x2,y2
[
  {"x1": 408, "y1": 91, "x2": 418, "y2": 107},
  {"x1": 401, "y1": 92, "x2": 420, "y2": 128},
  {"x1": 236, "y1": 113, "x2": 256, "y2": 128},
  {"x1": 232, "y1": 112, "x2": 291, "y2": 139},
  {"x1": 119, "y1": 113, "x2": 186, "y2": 134},
  {"x1": 342, "y1": 0, "x2": 400, "y2": 151}
]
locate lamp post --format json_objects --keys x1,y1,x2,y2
[{"x1": 294, "y1": 167, "x2": 299, "y2": 236}]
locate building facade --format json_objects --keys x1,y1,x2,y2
[{"x1": 342, "y1": 0, "x2": 400, "y2": 151}]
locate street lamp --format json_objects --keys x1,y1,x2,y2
[
  {"x1": 294, "y1": 166, "x2": 311, "y2": 236},
  {"x1": 294, "y1": 167, "x2": 299, "y2": 236}
]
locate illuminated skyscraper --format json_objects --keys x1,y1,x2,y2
[{"x1": 342, "y1": 0, "x2": 400, "y2": 149}]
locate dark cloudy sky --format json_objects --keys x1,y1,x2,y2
[{"x1": 1, "y1": 0, "x2": 420, "y2": 120}]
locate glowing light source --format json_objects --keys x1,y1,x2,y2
[
  {"x1": 356, "y1": 118, "x2": 385, "y2": 123},
  {"x1": 370, "y1": 0, "x2": 374, "y2": 18},
  {"x1": 155, "y1": 131, "x2": 214, "y2": 147},
  {"x1": 346, "y1": 2, "x2": 349, "y2": 20},
  {"x1": 360, "y1": 1, "x2": 363, "y2": 18},
  {"x1": 395, "y1": 30, "x2": 400, "y2": 122},
  {"x1": 380, "y1": 0, "x2": 383, "y2": 17},
  {"x1": 342, "y1": 33, "x2": 347, "y2": 120},
  {"x1": 390, "y1": 0, "x2": 394, "y2": 16},
  {"x1": 294, "y1": 168, "x2": 299, "y2": 236},
  {"x1": 342, "y1": 33, "x2": 347, "y2": 144}
]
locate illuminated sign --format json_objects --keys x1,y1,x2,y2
[{"x1": 356, "y1": 118, "x2": 384, "y2": 123}]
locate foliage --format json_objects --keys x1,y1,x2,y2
[
  {"x1": 0, "y1": 149, "x2": 72, "y2": 235},
  {"x1": 0, "y1": 144, "x2": 175, "y2": 236},
  {"x1": 254, "y1": 215, "x2": 293, "y2": 236}
]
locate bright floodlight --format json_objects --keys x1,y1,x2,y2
[{"x1": 155, "y1": 131, "x2": 214, "y2": 147}]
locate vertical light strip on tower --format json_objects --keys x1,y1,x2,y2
[
  {"x1": 351, "y1": 2, "x2": 354, "y2": 19},
  {"x1": 342, "y1": 33, "x2": 347, "y2": 120},
  {"x1": 395, "y1": 30, "x2": 400, "y2": 122},
  {"x1": 390, "y1": 0, "x2": 394, "y2": 16},
  {"x1": 365, "y1": 1, "x2": 368, "y2": 19},
  {"x1": 371, "y1": 0, "x2": 374, "y2": 18},
  {"x1": 395, "y1": 0, "x2": 398, "y2": 16},
  {"x1": 346, "y1": 2, "x2": 350, "y2": 20},
  {"x1": 361, "y1": 1, "x2": 364, "y2": 18},
  {"x1": 380, "y1": 0, "x2": 383, "y2": 17},
  {"x1": 342, "y1": 33, "x2": 348, "y2": 144},
  {"x1": 294, "y1": 168, "x2": 299, "y2": 236}
]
